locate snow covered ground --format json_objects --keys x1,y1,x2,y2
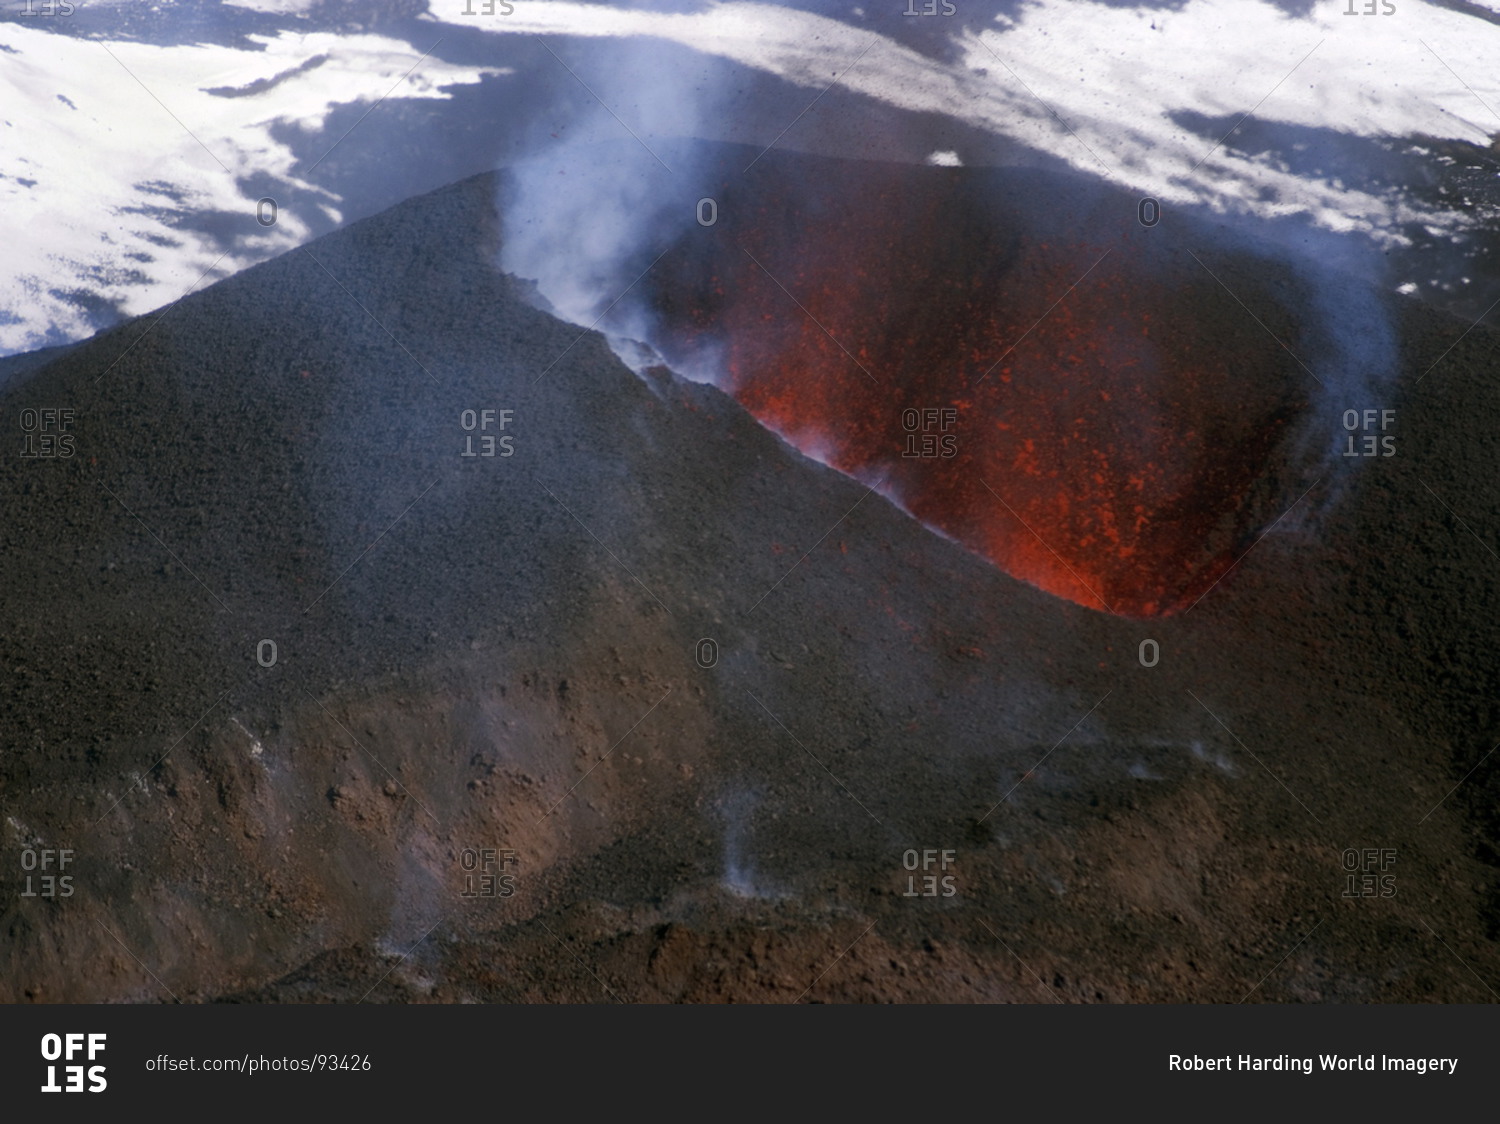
[
  {"x1": 0, "y1": 16, "x2": 503, "y2": 352},
  {"x1": 2, "y1": 0, "x2": 1498, "y2": 356}
]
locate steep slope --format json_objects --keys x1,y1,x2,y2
[{"x1": 2, "y1": 158, "x2": 1498, "y2": 1002}]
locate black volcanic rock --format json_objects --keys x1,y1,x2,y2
[{"x1": 1, "y1": 157, "x2": 1499, "y2": 1003}]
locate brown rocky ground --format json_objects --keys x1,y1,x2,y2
[{"x1": 2, "y1": 156, "x2": 1498, "y2": 1003}]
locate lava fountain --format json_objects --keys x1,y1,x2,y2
[{"x1": 508, "y1": 144, "x2": 1324, "y2": 616}]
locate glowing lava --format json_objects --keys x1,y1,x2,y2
[{"x1": 646, "y1": 156, "x2": 1308, "y2": 616}]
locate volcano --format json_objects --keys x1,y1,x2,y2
[
  {"x1": 620, "y1": 149, "x2": 1321, "y2": 616},
  {"x1": 4, "y1": 167, "x2": 1500, "y2": 1005}
]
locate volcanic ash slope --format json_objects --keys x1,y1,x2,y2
[{"x1": 1, "y1": 164, "x2": 1498, "y2": 1002}]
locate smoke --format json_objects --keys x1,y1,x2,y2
[
  {"x1": 493, "y1": 5, "x2": 1455, "y2": 613},
  {"x1": 718, "y1": 786, "x2": 783, "y2": 899},
  {"x1": 498, "y1": 35, "x2": 731, "y2": 376},
  {"x1": 1196, "y1": 211, "x2": 1401, "y2": 529}
]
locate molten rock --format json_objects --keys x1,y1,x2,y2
[{"x1": 639, "y1": 150, "x2": 1314, "y2": 616}]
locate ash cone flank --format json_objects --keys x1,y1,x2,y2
[
  {"x1": 502, "y1": 141, "x2": 1385, "y2": 617},
  {"x1": 2, "y1": 169, "x2": 1500, "y2": 1002}
]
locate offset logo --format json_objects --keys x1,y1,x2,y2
[
  {"x1": 19, "y1": 408, "x2": 75, "y2": 458},
  {"x1": 18, "y1": 847, "x2": 74, "y2": 899},
  {"x1": 1342, "y1": 408, "x2": 1396, "y2": 457},
  {"x1": 459, "y1": 408, "x2": 515, "y2": 457},
  {"x1": 459, "y1": 847, "x2": 517, "y2": 898},
  {"x1": 1342, "y1": 847, "x2": 1397, "y2": 898},
  {"x1": 902, "y1": 848, "x2": 958, "y2": 897},
  {"x1": 901, "y1": 407, "x2": 958, "y2": 459},
  {"x1": 40, "y1": 1033, "x2": 106, "y2": 1093}
]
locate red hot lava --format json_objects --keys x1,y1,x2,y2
[{"x1": 651, "y1": 157, "x2": 1308, "y2": 617}]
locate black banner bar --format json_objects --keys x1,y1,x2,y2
[{"x1": 1, "y1": 1004, "x2": 1491, "y2": 1115}]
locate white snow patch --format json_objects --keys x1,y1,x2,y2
[{"x1": 0, "y1": 23, "x2": 503, "y2": 353}]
